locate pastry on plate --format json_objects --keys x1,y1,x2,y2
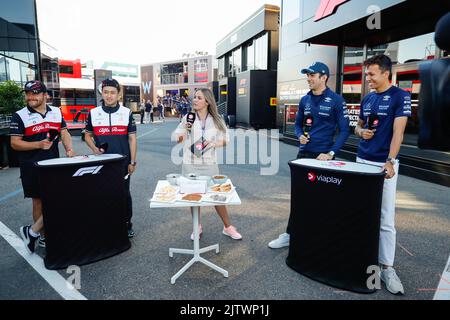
[
  {"x1": 159, "y1": 185, "x2": 177, "y2": 194},
  {"x1": 154, "y1": 193, "x2": 176, "y2": 202},
  {"x1": 219, "y1": 183, "x2": 232, "y2": 192},
  {"x1": 182, "y1": 194, "x2": 202, "y2": 202}
]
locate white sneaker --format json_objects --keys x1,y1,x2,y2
[
  {"x1": 268, "y1": 233, "x2": 290, "y2": 249},
  {"x1": 380, "y1": 267, "x2": 405, "y2": 295}
]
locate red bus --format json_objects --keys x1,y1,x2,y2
[{"x1": 58, "y1": 59, "x2": 96, "y2": 130}]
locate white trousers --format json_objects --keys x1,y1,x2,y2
[{"x1": 357, "y1": 157, "x2": 400, "y2": 267}]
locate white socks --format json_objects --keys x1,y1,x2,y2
[{"x1": 29, "y1": 227, "x2": 40, "y2": 238}]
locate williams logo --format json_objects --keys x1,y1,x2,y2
[
  {"x1": 308, "y1": 172, "x2": 342, "y2": 186},
  {"x1": 73, "y1": 166, "x2": 103, "y2": 177}
]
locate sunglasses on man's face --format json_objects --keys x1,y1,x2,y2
[{"x1": 26, "y1": 90, "x2": 44, "y2": 95}]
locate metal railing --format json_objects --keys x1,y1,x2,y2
[{"x1": 0, "y1": 114, "x2": 12, "y2": 129}]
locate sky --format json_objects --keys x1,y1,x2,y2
[{"x1": 35, "y1": 0, "x2": 281, "y2": 67}]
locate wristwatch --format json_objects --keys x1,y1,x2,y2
[
  {"x1": 386, "y1": 158, "x2": 396, "y2": 165},
  {"x1": 328, "y1": 151, "x2": 335, "y2": 158},
  {"x1": 130, "y1": 161, "x2": 137, "y2": 166}
]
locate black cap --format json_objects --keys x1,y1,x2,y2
[
  {"x1": 24, "y1": 80, "x2": 47, "y2": 94},
  {"x1": 101, "y1": 78, "x2": 120, "y2": 91}
]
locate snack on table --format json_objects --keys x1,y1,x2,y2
[
  {"x1": 154, "y1": 193, "x2": 176, "y2": 202},
  {"x1": 211, "y1": 184, "x2": 221, "y2": 192},
  {"x1": 212, "y1": 175, "x2": 228, "y2": 184},
  {"x1": 182, "y1": 194, "x2": 203, "y2": 202},
  {"x1": 209, "y1": 194, "x2": 227, "y2": 202},
  {"x1": 159, "y1": 185, "x2": 177, "y2": 194},
  {"x1": 219, "y1": 183, "x2": 232, "y2": 193}
]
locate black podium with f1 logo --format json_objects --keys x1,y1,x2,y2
[
  {"x1": 287, "y1": 159, "x2": 385, "y2": 293},
  {"x1": 36, "y1": 154, "x2": 131, "y2": 270}
]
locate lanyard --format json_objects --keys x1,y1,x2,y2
[{"x1": 196, "y1": 111, "x2": 209, "y2": 139}]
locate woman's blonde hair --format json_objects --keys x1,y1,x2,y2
[{"x1": 196, "y1": 88, "x2": 227, "y2": 132}]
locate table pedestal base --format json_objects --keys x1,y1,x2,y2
[{"x1": 169, "y1": 207, "x2": 228, "y2": 284}]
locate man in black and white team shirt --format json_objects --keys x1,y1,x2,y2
[
  {"x1": 10, "y1": 80, "x2": 75, "y2": 253},
  {"x1": 84, "y1": 78, "x2": 137, "y2": 238},
  {"x1": 355, "y1": 55, "x2": 411, "y2": 295}
]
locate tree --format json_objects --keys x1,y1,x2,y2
[{"x1": 0, "y1": 80, "x2": 25, "y2": 115}]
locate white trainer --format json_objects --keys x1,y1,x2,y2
[
  {"x1": 380, "y1": 267, "x2": 405, "y2": 295},
  {"x1": 268, "y1": 233, "x2": 290, "y2": 249}
]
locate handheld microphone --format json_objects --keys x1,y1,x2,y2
[
  {"x1": 368, "y1": 114, "x2": 379, "y2": 130},
  {"x1": 303, "y1": 115, "x2": 314, "y2": 141},
  {"x1": 187, "y1": 112, "x2": 196, "y2": 125},
  {"x1": 98, "y1": 142, "x2": 108, "y2": 153},
  {"x1": 47, "y1": 129, "x2": 59, "y2": 142}
]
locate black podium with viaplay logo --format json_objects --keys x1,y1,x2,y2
[
  {"x1": 287, "y1": 159, "x2": 385, "y2": 293},
  {"x1": 36, "y1": 154, "x2": 131, "y2": 270}
]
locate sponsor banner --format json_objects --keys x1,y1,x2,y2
[
  {"x1": 308, "y1": 171, "x2": 343, "y2": 186},
  {"x1": 93, "y1": 126, "x2": 128, "y2": 136},
  {"x1": 24, "y1": 122, "x2": 62, "y2": 136}
]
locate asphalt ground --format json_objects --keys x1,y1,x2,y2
[{"x1": 1, "y1": 117, "x2": 449, "y2": 301}]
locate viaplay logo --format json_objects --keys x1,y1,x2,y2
[
  {"x1": 308, "y1": 172, "x2": 343, "y2": 186},
  {"x1": 308, "y1": 172, "x2": 317, "y2": 182}
]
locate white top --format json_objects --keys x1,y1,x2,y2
[
  {"x1": 291, "y1": 159, "x2": 383, "y2": 174},
  {"x1": 36, "y1": 154, "x2": 124, "y2": 166},
  {"x1": 173, "y1": 114, "x2": 229, "y2": 165},
  {"x1": 150, "y1": 180, "x2": 241, "y2": 209}
]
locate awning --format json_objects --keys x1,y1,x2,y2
[
  {"x1": 302, "y1": 0, "x2": 450, "y2": 47},
  {"x1": 59, "y1": 77, "x2": 94, "y2": 90}
]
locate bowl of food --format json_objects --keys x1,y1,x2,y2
[
  {"x1": 166, "y1": 173, "x2": 180, "y2": 185},
  {"x1": 212, "y1": 174, "x2": 228, "y2": 185},
  {"x1": 186, "y1": 173, "x2": 197, "y2": 180}
]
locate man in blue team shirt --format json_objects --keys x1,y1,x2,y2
[
  {"x1": 355, "y1": 54, "x2": 411, "y2": 295},
  {"x1": 268, "y1": 62, "x2": 350, "y2": 249}
]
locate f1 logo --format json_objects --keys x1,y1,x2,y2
[
  {"x1": 73, "y1": 166, "x2": 103, "y2": 177},
  {"x1": 314, "y1": 0, "x2": 350, "y2": 22},
  {"x1": 308, "y1": 172, "x2": 317, "y2": 182}
]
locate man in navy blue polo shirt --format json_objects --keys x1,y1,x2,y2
[
  {"x1": 84, "y1": 78, "x2": 137, "y2": 238},
  {"x1": 355, "y1": 54, "x2": 411, "y2": 295},
  {"x1": 10, "y1": 80, "x2": 75, "y2": 253},
  {"x1": 268, "y1": 62, "x2": 350, "y2": 249}
]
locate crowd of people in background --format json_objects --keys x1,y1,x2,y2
[{"x1": 139, "y1": 93, "x2": 192, "y2": 124}]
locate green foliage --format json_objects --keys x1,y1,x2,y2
[{"x1": 0, "y1": 80, "x2": 25, "y2": 114}]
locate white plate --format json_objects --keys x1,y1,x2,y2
[
  {"x1": 176, "y1": 193, "x2": 204, "y2": 203},
  {"x1": 207, "y1": 180, "x2": 235, "y2": 194},
  {"x1": 154, "y1": 183, "x2": 180, "y2": 194},
  {"x1": 202, "y1": 194, "x2": 232, "y2": 204},
  {"x1": 150, "y1": 193, "x2": 177, "y2": 203}
]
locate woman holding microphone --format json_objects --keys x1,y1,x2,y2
[{"x1": 174, "y1": 88, "x2": 242, "y2": 241}]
